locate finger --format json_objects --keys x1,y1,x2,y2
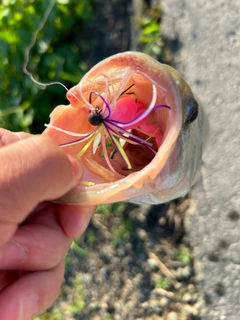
[
  {"x1": 0, "y1": 135, "x2": 82, "y2": 245},
  {"x1": 0, "y1": 128, "x2": 31, "y2": 147},
  {"x1": 0, "y1": 270, "x2": 19, "y2": 291},
  {"x1": 59, "y1": 204, "x2": 96, "y2": 238},
  {"x1": 0, "y1": 204, "x2": 71, "y2": 270},
  {"x1": 0, "y1": 260, "x2": 64, "y2": 320}
]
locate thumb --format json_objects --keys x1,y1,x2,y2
[{"x1": 0, "y1": 135, "x2": 82, "y2": 238}]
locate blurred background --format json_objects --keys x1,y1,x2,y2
[
  {"x1": 0, "y1": 1, "x2": 202, "y2": 319},
  {"x1": 0, "y1": 0, "x2": 164, "y2": 134}
]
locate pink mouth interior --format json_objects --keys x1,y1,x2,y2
[{"x1": 85, "y1": 72, "x2": 170, "y2": 177}]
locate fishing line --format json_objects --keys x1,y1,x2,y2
[{"x1": 22, "y1": 0, "x2": 69, "y2": 92}]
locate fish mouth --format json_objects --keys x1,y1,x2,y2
[
  {"x1": 78, "y1": 71, "x2": 171, "y2": 180},
  {"x1": 44, "y1": 52, "x2": 183, "y2": 204}
]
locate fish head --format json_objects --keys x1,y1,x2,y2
[{"x1": 43, "y1": 52, "x2": 208, "y2": 205}]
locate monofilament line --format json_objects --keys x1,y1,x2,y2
[{"x1": 22, "y1": 0, "x2": 68, "y2": 92}]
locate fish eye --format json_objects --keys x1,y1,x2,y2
[
  {"x1": 88, "y1": 108, "x2": 103, "y2": 126},
  {"x1": 184, "y1": 97, "x2": 199, "y2": 124}
]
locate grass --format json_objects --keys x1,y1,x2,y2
[
  {"x1": 174, "y1": 247, "x2": 192, "y2": 265},
  {"x1": 136, "y1": 2, "x2": 163, "y2": 58},
  {"x1": 155, "y1": 277, "x2": 171, "y2": 290},
  {"x1": 96, "y1": 202, "x2": 124, "y2": 220},
  {"x1": 33, "y1": 274, "x2": 86, "y2": 320}
]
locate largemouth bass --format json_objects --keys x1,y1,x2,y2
[{"x1": 44, "y1": 52, "x2": 208, "y2": 205}]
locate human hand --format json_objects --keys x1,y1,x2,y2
[{"x1": 0, "y1": 129, "x2": 96, "y2": 320}]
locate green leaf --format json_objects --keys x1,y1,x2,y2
[
  {"x1": 142, "y1": 23, "x2": 160, "y2": 35},
  {"x1": 0, "y1": 30, "x2": 19, "y2": 44}
]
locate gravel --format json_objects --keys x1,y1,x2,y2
[{"x1": 45, "y1": 200, "x2": 204, "y2": 320}]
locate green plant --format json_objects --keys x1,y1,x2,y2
[
  {"x1": 33, "y1": 274, "x2": 86, "y2": 320},
  {"x1": 155, "y1": 277, "x2": 171, "y2": 289},
  {"x1": 85, "y1": 229, "x2": 96, "y2": 246},
  {"x1": 175, "y1": 247, "x2": 192, "y2": 265},
  {"x1": 68, "y1": 275, "x2": 86, "y2": 315},
  {"x1": 137, "y1": 3, "x2": 163, "y2": 57},
  {"x1": 96, "y1": 202, "x2": 124, "y2": 220},
  {"x1": 103, "y1": 316, "x2": 114, "y2": 320},
  {"x1": 112, "y1": 217, "x2": 134, "y2": 247},
  {"x1": 0, "y1": 0, "x2": 93, "y2": 133},
  {"x1": 72, "y1": 237, "x2": 90, "y2": 258}
]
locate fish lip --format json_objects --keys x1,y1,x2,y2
[{"x1": 54, "y1": 52, "x2": 183, "y2": 205}]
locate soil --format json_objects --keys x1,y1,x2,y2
[{"x1": 47, "y1": 199, "x2": 204, "y2": 320}]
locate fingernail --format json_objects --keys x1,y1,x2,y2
[
  {"x1": 67, "y1": 155, "x2": 83, "y2": 181},
  {"x1": 0, "y1": 240, "x2": 27, "y2": 268},
  {"x1": 18, "y1": 294, "x2": 39, "y2": 320}
]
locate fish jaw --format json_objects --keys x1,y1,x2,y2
[{"x1": 43, "y1": 51, "x2": 204, "y2": 205}]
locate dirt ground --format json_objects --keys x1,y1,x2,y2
[
  {"x1": 68, "y1": 199, "x2": 204, "y2": 320},
  {"x1": 41, "y1": 198, "x2": 204, "y2": 320}
]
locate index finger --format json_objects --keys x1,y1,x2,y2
[{"x1": 0, "y1": 129, "x2": 31, "y2": 148}]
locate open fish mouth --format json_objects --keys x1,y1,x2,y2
[{"x1": 44, "y1": 52, "x2": 204, "y2": 205}]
